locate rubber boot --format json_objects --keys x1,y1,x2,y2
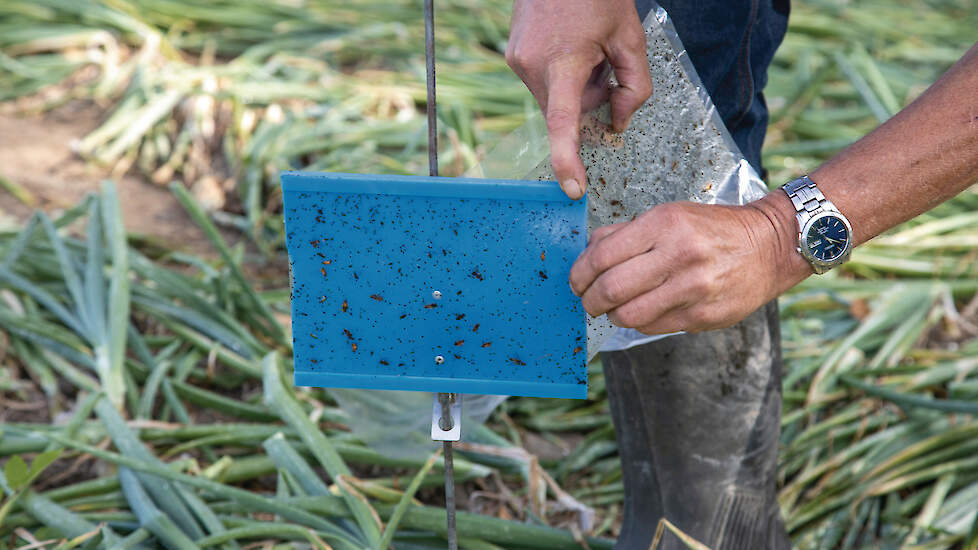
[{"x1": 601, "y1": 301, "x2": 790, "y2": 550}]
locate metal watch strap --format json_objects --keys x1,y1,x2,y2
[
  {"x1": 782, "y1": 175, "x2": 851, "y2": 274},
  {"x1": 782, "y1": 175, "x2": 837, "y2": 228}
]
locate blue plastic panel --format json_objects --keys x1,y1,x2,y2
[{"x1": 282, "y1": 171, "x2": 587, "y2": 398}]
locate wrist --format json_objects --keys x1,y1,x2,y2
[{"x1": 747, "y1": 190, "x2": 814, "y2": 291}]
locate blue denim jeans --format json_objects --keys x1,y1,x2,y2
[{"x1": 637, "y1": 0, "x2": 789, "y2": 175}]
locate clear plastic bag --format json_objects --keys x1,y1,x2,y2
[{"x1": 333, "y1": 3, "x2": 767, "y2": 455}]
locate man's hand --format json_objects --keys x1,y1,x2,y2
[
  {"x1": 506, "y1": 0, "x2": 652, "y2": 199},
  {"x1": 569, "y1": 198, "x2": 812, "y2": 334}
]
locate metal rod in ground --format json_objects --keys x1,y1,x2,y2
[
  {"x1": 443, "y1": 439, "x2": 458, "y2": 550},
  {"x1": 425, "y1": 1, "x2": 457, "y2": 546},
  {"x1": 424, "y1": 0, "x2": 438, "y2": 178},
  {"x1": 436, "y1": 392, "x2": 458, "y2": 548}
]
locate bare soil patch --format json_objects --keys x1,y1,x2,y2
[{"x1": 0, "y1": 101, "x2": 213, "y2": 254}]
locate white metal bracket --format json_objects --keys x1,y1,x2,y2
[{"x1": 431, "y1": 393, "x2": 462, "y2": 441}]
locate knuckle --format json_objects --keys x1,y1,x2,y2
[
  {"x1": 682, "y1": 309, "x2": 708, "y2": 330},
  {"x1": 546, "y1": 106, "x2": 577, "y2": 132},
  {"x1": 637, "y1": 323, "x2": 659, "y2": 336},
  {"x1": 625, "y1": 27, "x2": 648, "y2": 50},
  {"x1": 637, "y1": 76, "x2": 653, "y2": 100},
  {"x1": 611, "y1": 304, "x2": 641, "y2": 328},
  {"x1": 588, "y1": 247, "x2": 614, "y2": 274},
  {"x1": 598, "y1": 278, "x2": 626, "y2": 305},
  {"x1": 688, "y1": 271, "x2": 715, "y2": 296},
  {"x1": 506, "y1": 45, "x2": 531, "y2": 71},
  {"x1": 611, "y1": 29, "x2": 645, "y2": 57},
  {"x1": 505, "y1": 49, "x2": 517, "y2": 70},
  {"x1": 685, "y1": 307, "x2": 718, "y2": 330},
  {"x1": 618, "y1": 85, "x2": 651, "y2": 112},
  {"x1": 653, "y1": 202, "x2": 681, "y2": 224},
  {"x1": 684, "y1": 238, "x2": 710, "y2": 262},
  {"x1": 568, "y1": 275, "x2": 582, "y2": 295},
  {"x1": 591, "y1": 226, "x2": 612, "y2": 242}
]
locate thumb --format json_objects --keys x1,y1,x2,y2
[{"x1": 605, "y1": 33, "x2": 653, "y2": 133}]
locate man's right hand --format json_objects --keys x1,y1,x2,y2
[{"x1": 506, "y1": 0, "x2": 652, "y2": 199}]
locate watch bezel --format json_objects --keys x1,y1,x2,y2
[{"x1": 798, "y1": 210, "x2": 853, "y2": 269}]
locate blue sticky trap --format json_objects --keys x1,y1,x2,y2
[{"x1": 281, "y1": 171, "x2": 587, "y2": 399}]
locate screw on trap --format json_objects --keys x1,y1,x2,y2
[{"x1": 281, "y1": 1, "x2": 586, "y2": 546}]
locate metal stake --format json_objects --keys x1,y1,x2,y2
[
  {"x1": 424, "y1": 0, "x2": 439, "y2": 180},
  {"x1": 424, "y1": 0, "x2": 458, "y2": 548},
  {"x1": 437, "y1": 393, "x2": 458, "y2": 550},
  {"x1": 443, "y1": 438, "x2": 457, "y2": 549}
]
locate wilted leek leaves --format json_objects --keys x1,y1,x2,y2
[
  {"x1": 763, "y1": 1, "x2": 978, "y2": 185},
  {"x1": 1, "y1": 186, "x2": 977, "y2": 549},
  {"x1": 0, "y1": 188, "x2": 128, "y2": 408},
  {"x1": 1, "y1": 0, "x2": 978, "y2": 548}
]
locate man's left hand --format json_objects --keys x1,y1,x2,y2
[{"x1": 569, "y1": 199, "x2": 809, "y2": 334}]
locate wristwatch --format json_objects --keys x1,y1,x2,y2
[{"x1": 781, "y1": 175, "x2": 852, "y2": 274}]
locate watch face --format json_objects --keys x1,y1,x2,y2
[{"x1": 805, "y1": 214, "x2": 850, "y2": 263}]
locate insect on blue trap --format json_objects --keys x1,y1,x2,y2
[{"x1": 280, "y1": 1, "x2": 587, "y2": 547}]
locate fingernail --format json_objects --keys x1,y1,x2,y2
[{"x1": 564, "y1": 178, "x2": 582, "y2": 199}]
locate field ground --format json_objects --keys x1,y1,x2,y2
[{"x1": 0, "y1": 103, "x2": 234, "y2": 255}]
